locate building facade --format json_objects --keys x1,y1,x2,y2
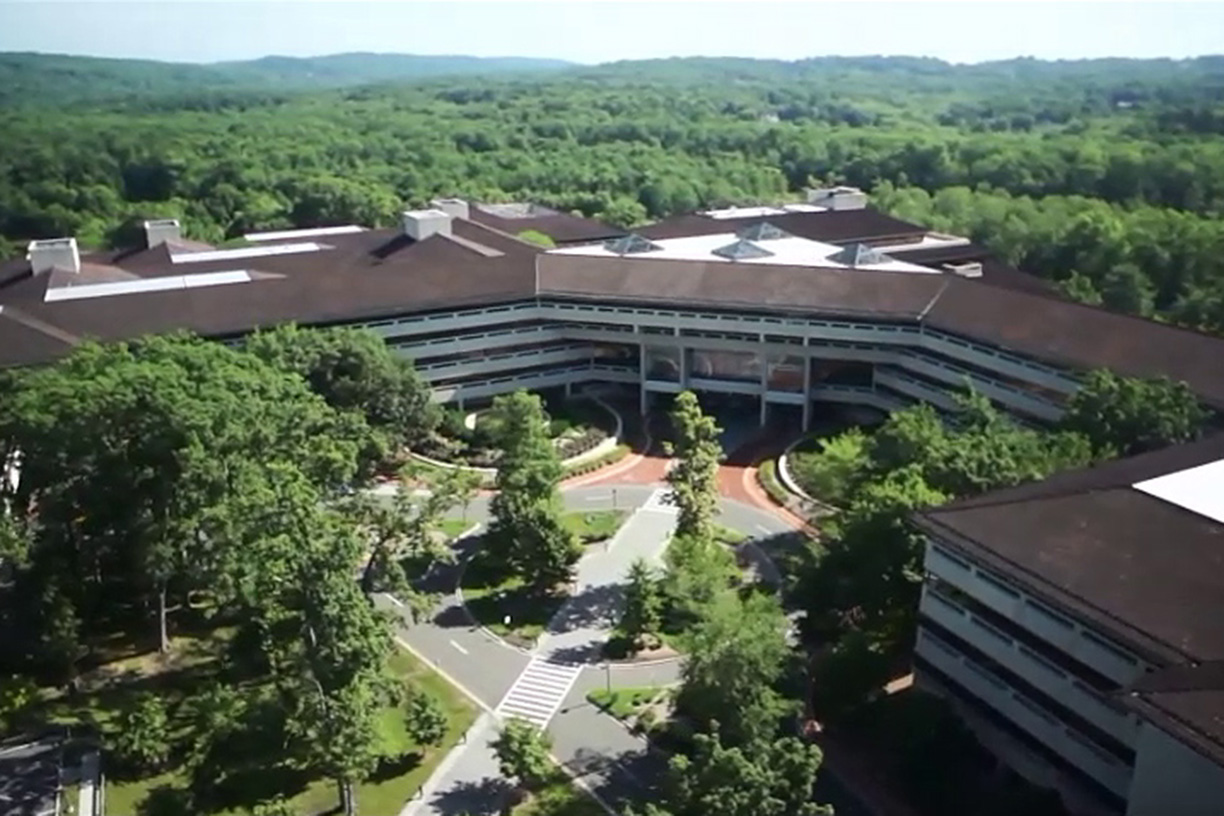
[{"x1": 915, "y1": 442, "x2": 1224, "y2": 815}]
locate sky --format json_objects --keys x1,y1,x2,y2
[{"x1": 0, "y1": 0, "x2": 1221, "y2": 66}]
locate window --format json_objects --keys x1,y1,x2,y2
[
  {"x1": 976, "y1": 569, "x2": 1021, "y2": 600},
  {"x1": 931, "y1": 545, "x2": 972, "y2": 572},
  {"x1": 1026, "y1": 600, "x2": 1074, "y2": 630},
  {"x1": 1083, "y1": 632, "x2": 1139, "y2": 667}
]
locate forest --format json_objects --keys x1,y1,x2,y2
[{"x1": 3, "y1": 53, "x2": 1224, "y2": 329}]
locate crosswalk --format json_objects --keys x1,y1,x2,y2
[{"x1": 494, "y1": 657, "x2": 582, "y2": 728}]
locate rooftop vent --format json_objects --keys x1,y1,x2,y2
[
  {"x1": 429, "y1": 198, "x2": 471, "y2": 221},
  {"x1": 144, "y1": 218, "x2": 181, "y2": 248},
  {"x1": 712, "y1": 239, "x2": 774, "y2": 262},
  {"x1": 943, "y1": 261, "x2": 984, "y2": 278},
  {"x1": 736, "y1": 222, "x2": 792, "y2": 242},
  {"x1": 27, "y1": 237, "x2": 80, "y2": 275},
  {"x1": 805, "y1": 185, "x2": 868, "y2": 211},
  {"x1": 402, "y1": 209, "x2": 453, "y2": 241},
  {"x1": 828, "y1": 243, "x2": 890, "y2": 267},
  {"x1": 603, "y1": 234, "x2": 661, "y2": 255}
]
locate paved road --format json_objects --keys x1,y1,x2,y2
[{"x1": 0, "y1": 737, "x2": 60, "y2": 816}]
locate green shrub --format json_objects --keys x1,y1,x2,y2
[{"x1": 789, "y1": 428, "x2": 868, "y2": 505}]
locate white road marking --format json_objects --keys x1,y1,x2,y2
[
  {"x1": 581, "y1": 494, "x2": 603, "y2": 502},
  {"x1": 494, "y1": 657, "x2": 583, "y2": 728},
  {"x1": 0, "y1": 741, "x2": 38, "y2": 757},
  {"x1": 640, "y1": 487, "x2": 679, "y2": 515},
  {"x1": 755, "y1": 524, "x2": 773, "y2": 535},
  {"x1": 385, "y1": 594, "x2": 405, "y2": 608},
  {"x1": 449, "y1": 639, "x2": 469, "y2": 655}
]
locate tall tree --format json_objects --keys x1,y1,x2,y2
[
  {"x1": 492, "y1": 718, "x2": 555, "y2": 793},
  {"x1": 1062, "y1": 369, "x2": 1209, "y2": 456},
  {"x1": 620, "y1": 558, "x2": 663, "y2": 647},
  {"x1": 485, "y1": 391, "x2": 581, "y2": 593},
  {"x1": 677, "y1": 593, "x2": 792, "y2": 747},
  {"x1": 633, "y1": 726, "x2": 832, "y2": 816},
  {"x1": 665, "y1": 392, "x2": 723, "y2": 541},
  {"x1": 247, "y1": 323, "x2": 439, "y2": 454}
]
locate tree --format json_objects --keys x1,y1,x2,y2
[
  {"x1": 808, "y1": 631, "x2": 892, "y2": 724},
  {"x1": 404, "y1": 688, "x2": 448, "y2": 748},
  {"x1": 665, "y1": 392, "x2": 723, "y2": 541},
  {"x1": 184, "y1": 682, "x2": 246, "y2": 769},
  {"x1": 0, "y1": 674, "x2": 38, "y2": 732},
  {"x1": 345, "y1": 464, "x2": 476, "y2": 603},
  {"x1": 660, "y1": 533, "x2": 738, "y2": 632},
  {"x1": 492, "y1": 717, "x2": 554, "y2": 792},
  {"x1": 486, "y1": 391, "x2": 581, "y2": 593},
  {"x1": 799, "y1": 466, "x2": 947, "y2": 648},
  {"x1": 677, "y1": 593, "x2": 792, "y2": 747},
  {"x1": 1062, "y1": 369, "x2": 1208, "y2": 456},
  {"x1": 247, "y1": 324, "x2": 439, "y2": 455},
  {"x1": 620, "y1": 558, "x2": 663, "y2": 647},
  {"x1": 112, "y1": 692, "x2": 172, "y2": 772},
  {"x1": 790, "y1": 427, "x2": 869, "y2": 505},
  {"x1": 635, "y1": 726, "x2": 832, "y2": 816},
  {"x1": 515, "y1": 229, "x2": 556, "y2": 248}
]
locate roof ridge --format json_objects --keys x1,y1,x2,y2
[{"x1": 0, "y1": 304, "x2": 80, "y2": 346}]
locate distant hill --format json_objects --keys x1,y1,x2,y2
[{"x1": 0, "y1": 51, "x2": 575, "y2": 106}]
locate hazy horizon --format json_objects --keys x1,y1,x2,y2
[{"x1": 0, "y1": 1, "x2": 1222, "y2": 66}]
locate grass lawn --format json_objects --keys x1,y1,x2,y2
[
  {"x1": 99, "y1": 643, "x2": 477, "y2": 816},
  {"x1": 512, "y1": 773, "x2": 606, "y2": 816},
  {"x1": 461, "y1": 565, "x2": 563, "y2": 647},
  {"x1": 60, "y1": 781, "x2": 81, "y2": 816},
  {"x1": 561, "y1": 509, "x2": 627, "y2": 544},
  {"x1": 586, "y1": 686, "x2": 667, "y2": 721},
  {"x1": 438, "y1": 517, "x2": 476, "y2": 539}
]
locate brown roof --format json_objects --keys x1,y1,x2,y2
[
  {"x1": 924, "y1": 280, "x2": 1224, "y2": 407},
  {"x1": 0, "y1": 220, "x2": 540, "y2": 351},
  {"x1": 0, "y1": 306, "x2": 77, "y2": 365},
  {"x1": 638, "y1": 208, "x2": 928, "y2": 245},
  {"x1": 1129, "y1": 663, "x2": 1224, "y2": 766},
  {"x1": 534, "y1": 252, "x2": 949, "y2": 319},
  {"x1": 915, "y1": 434, "x2": 1224, "y2": 667},
  {"x1": 886, "y1": 243, "x2": 1056, "y2": 297},
  {"x1": 468, "y1": 203, "x2": 623, "y2": 245}
]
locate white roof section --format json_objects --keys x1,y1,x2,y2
[
  {"x1": 170, "y1": 242, "x2": 327, "y2": 264},
  {"x1": 244, "y1": 225, "x2": 364, "y2": 242},
  {"x1": 701, "y1": 204, "x2": 827, "y2": 220},
  {"x1": 45, "y1": 270, "x2": 253, "y2": 302},
  {"x1": 873, "y1": 233, "x2": 973, "y2": 253},
  {"x1": 549, "y1": 232, "x2": 937, "y2": 274},
  {"x1": 1133, "y1": 458, "x2": 1224, "y2": 525}
]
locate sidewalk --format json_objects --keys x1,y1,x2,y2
[{"x1": 400, "y1": 488, "x2": 679, "y2": 816}]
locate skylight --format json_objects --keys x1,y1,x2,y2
[
  {"x1": 1133, "y1": 459, "x2": 1224, "y2": 525},
  {"x1": 828, "y1": 243, "x2": 891, "y2": 267},
  {"x1": 712, "y1": 239, "x2": 774, "y2": 261},
  {"x1": 170, "y1": 242, "x2": 326, "y2": 264},
  {"x1": 244, "y1": 226, "x2": 364, "y2": 242},
  {"x1": 736, "y1": 222, "x2": 792, "y2": 242},
  {"x1": 603, "y1": 234, "x2": 662, "y2": 255},
  {"x1": 44, "y1": 270, "x2": 253, "y2": 302}
]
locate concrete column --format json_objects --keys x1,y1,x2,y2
[
  {"x1": 759, "y1": 352, "x2": 769, "y2": 427},
  {"x1": 564, "y1": 380, "x2": 573, "y2": 397},
  {"x1": 679, "y1": 345, "x2": 689, "y2": 389},
  {"x1": 802, "y1": 355, "x2": 813, "y2": 431},
  {"x1": 639, "y1": 343, "x2": 649, "y2": 415}
]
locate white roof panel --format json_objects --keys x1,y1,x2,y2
[
  {"x1": 170, "y1": 242, "x2": 325, "y2": 264},
  {"x1": 244, "y1": 225, "x2": 364, "y2": 242},
  {"x1": 45, "y1": 270, "x2": 252, "y2": 302},
  {"x1": 1133, "y1": 459, "x2": 1224, "y2": 525},
  {"x1": 550, "y1": 233, "x2": 937, "y2": 273}
]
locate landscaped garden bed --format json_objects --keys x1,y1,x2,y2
[{"x1": 417, "y1": 396, "x2": 617, "y2": 469}]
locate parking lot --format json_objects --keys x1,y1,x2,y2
[{"x1": 0, "y1": 737, "x2": 61, "y2": 816}]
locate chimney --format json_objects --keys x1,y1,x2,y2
[
  {"x1": 429, "y1": 198, "x2": 470, "y2": 221},
  {"x1": 944, "y1": 261, "x2": 984, "y2": 279},
  {"x1": 27, "y1": 238, "x2": 80, "y2": 275},
  {"x1": 144, "y1": 218, "x2": 182, "y2": 248},
  {"x1": 402, "y1": 209, "x2": 453, "y2": 241},
  {"x1": 805, "y1": 185, "x2": 868, "y2": 211}
]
